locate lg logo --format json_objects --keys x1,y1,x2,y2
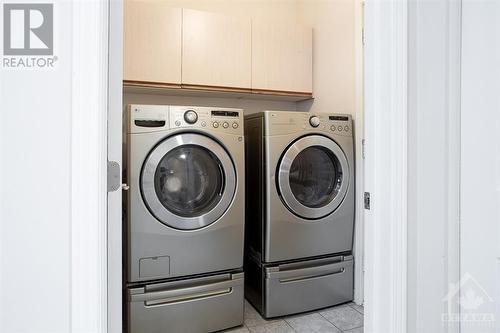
[{"x1": 3, "y1": 3, "x2": 53, "y2": 56}]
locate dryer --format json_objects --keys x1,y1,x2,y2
[
  {"x1": 124, "y1": 104, "x2": 245, "y2": 333},
  {"x1": 244, "y1": 111, "x2": 354, "y2": 318}
]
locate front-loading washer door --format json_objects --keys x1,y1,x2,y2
[
  {"x1": 141, "y1": 133, "x2": 236, "y2": 230},
  {"x1": 277, "y1": 135, "x2": 349, "y2": 220}
]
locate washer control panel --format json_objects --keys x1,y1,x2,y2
[
  {"x1": 170, "y1": 106, "x2": 243, "y2": 134},
  {"x1": 128, "y1": 104, "x2": 243, "y2": 134}
]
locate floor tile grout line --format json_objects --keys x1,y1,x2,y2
[
  {"x1": 342, "y1": 324, "x2": 364, "y2": 332},
  {"x1": 348, "y1": 303, "x2": 364, "y2": 316},
  {"x1": 283, "y1": 320, "x2": 298, "y2": 333},
  {"x1": 317, "y1": 311, "x2": 343, "y2": 332},
  {"x1": 244, "y1": 300, "x2": 363, "y2": 333}
]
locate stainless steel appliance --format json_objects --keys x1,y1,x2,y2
[
  {"x1": 244, "y1": 111, "x2": 355, "y2": 318},
  {"x1": 124, "y1": 104, "x2": 245, "y2": 332}
]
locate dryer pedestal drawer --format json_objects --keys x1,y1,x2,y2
[
  {"x1": 246, "y1": 255, "x2": 353, "y2": 318},
  {"x1": 126, "y1": 272, "x2": 244, "y2": 333},
  {"x1": 265, "y1": 257, "x2": 353, "y2": 317}
]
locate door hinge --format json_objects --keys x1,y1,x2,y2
[
  {"x1": 107, "y1": 160, "x2": 121, "y2": 192},
  {"x1": 361, "y1": 1, "x2": 365, "y2": 46},
  {"x1": 362, "y1": 139, "x2": 366, "y2": 159},
  {"x1": 364, "y1": 192, "x2": 371, "y2": 210}
]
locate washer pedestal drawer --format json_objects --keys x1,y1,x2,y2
[
  {"x1": 245, "y1": 255, "x2": 353, "y2": 318},
  {"x1": 126, "y1": 272, "x2": 244, "y2": 333}
]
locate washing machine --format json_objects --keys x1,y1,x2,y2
[
  {"x1": 124, "y1": 104, "x2": 245, "y2": 333},
  {"x1": 244, "y1": 111, "x2": 354, "y2": 318}
]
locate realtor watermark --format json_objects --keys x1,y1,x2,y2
[
  {"x1": 2, "y1": 3, "x2": 57, "y2": 68},
  {"x1": 442, "y1": 272, "x2": 497, "y2": 329}
]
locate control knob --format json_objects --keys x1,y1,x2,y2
[
  {"x1": 309, "y1": 116, "x2": 320, "y2": 128},
  {"x1": 184, "y1": 110, "x2": 198, "y2": 124}
]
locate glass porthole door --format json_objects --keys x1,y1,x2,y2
[
  {"x1": 141, "y1": 133, "x2": 236, "y2": 230},
  {"x1": 277, "y1": 135, "x2": 349, "y2": 219}
]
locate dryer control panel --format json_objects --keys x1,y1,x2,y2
[
  {"x1": 263, "y1": 111, "x2": 352, "y2": 137},
  {"x1": 127, "y1": 104, "x2": 243, "y2": 135},
  {"x1": 327, "y1": 115, "x2": 352, "y2": 137}
]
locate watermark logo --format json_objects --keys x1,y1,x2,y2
[
  {"x1": 442, "y1": 272, "x2": 496, "y2": 329},
  {"x1": 2, "y1": 3, "x2": 57, "y2": 68}
]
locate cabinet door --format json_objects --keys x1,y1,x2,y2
[
  {"x1": 252, "y1": 22, "x2": 312, "y2": 93},
  {"x1": 182, "y1": 9, "x2": 251, "y2": 89},
  {"x1": 124, "y1": 2, "x2": 181, "y2": 84}
]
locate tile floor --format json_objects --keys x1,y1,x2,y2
[{"x1": 223, "y1": 300, "x2": 364, "y2": 333}]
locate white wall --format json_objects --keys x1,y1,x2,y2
[
  {"x1": 0, "y1": 1, "x2": 73, "y2": 332},
  {"x1": 460, "y1": 1, "x2": 500, "y2": 332}
]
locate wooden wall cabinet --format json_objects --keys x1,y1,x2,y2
[
  {"x1": 124, "y1": 2, "x2": 182, "y2": 85},
  {"x1": 123, "y1": 4, "x2": 313, "y2": 100},
  {"x1": 252, "y1": 21, "x2": 313, "y2": 94},
  {"x1": 182, "y1": 9, "x2": 252, "y2": 90}
]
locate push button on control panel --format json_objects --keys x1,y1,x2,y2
[
  {"x1": 338, "y1": 126, "x2": 343, "y2": 132},
  {"x1": 213, "y1": 122, "x2": 219, "y2": 128},
  {"x1": 330, "y1": 125, "x2": 336, "y2": 131},
  {"x1": 222, "y1": 122, "x2": 229, "y2": 129},
  {"x1": 344, "y1": 125, "x2": 350, "y2": 131},
  {"x1": 175, "y1": 120, "x2": 181, "y2": 126},
  {"x1": 232, "y1": 122, "x2": 239, "y2": 129}
]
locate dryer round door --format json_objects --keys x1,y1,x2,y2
[
  {"x1": 141, "y1": 133, "x2": 236, "y2": 230},
  {"x1": 277, "y1": 135, "x2": 350, "y2": 220}
]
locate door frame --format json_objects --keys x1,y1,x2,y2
[
  {"x1": 70, "y1": 0, "x2": 113, "y2": 332},
  {"x1": 363, "y1": 0, "x2": 408, "y2": 332},
  {"x1": 364, "y1": 1, "x2": 463, "y2": 332},
  {"x1": 107, "y1": 0, "x2": 123, "y2": 332},
  {"x1": 353, "y1": 0, "x2": 365, "y2": 306}
]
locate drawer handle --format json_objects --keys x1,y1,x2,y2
[
  {"x1": 279, "y1": 268, "x2": 345, "y2": 283},
  {"x1": 267, "y1": 260, "x2": 351, "y2": 281},
  {"x1": 130, "y1": 279, "x2": 240, "y2": 303},
  {"x1": 144, "y1": 288, "x2": 232, "y2": 307}
]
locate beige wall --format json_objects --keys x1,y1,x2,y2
[
  {"x1": 297, "y1": 0, "x2": 357, "y2": 115},
  {"x1": 123, "y1": 92, "x2": 297, "y2": 115}
]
